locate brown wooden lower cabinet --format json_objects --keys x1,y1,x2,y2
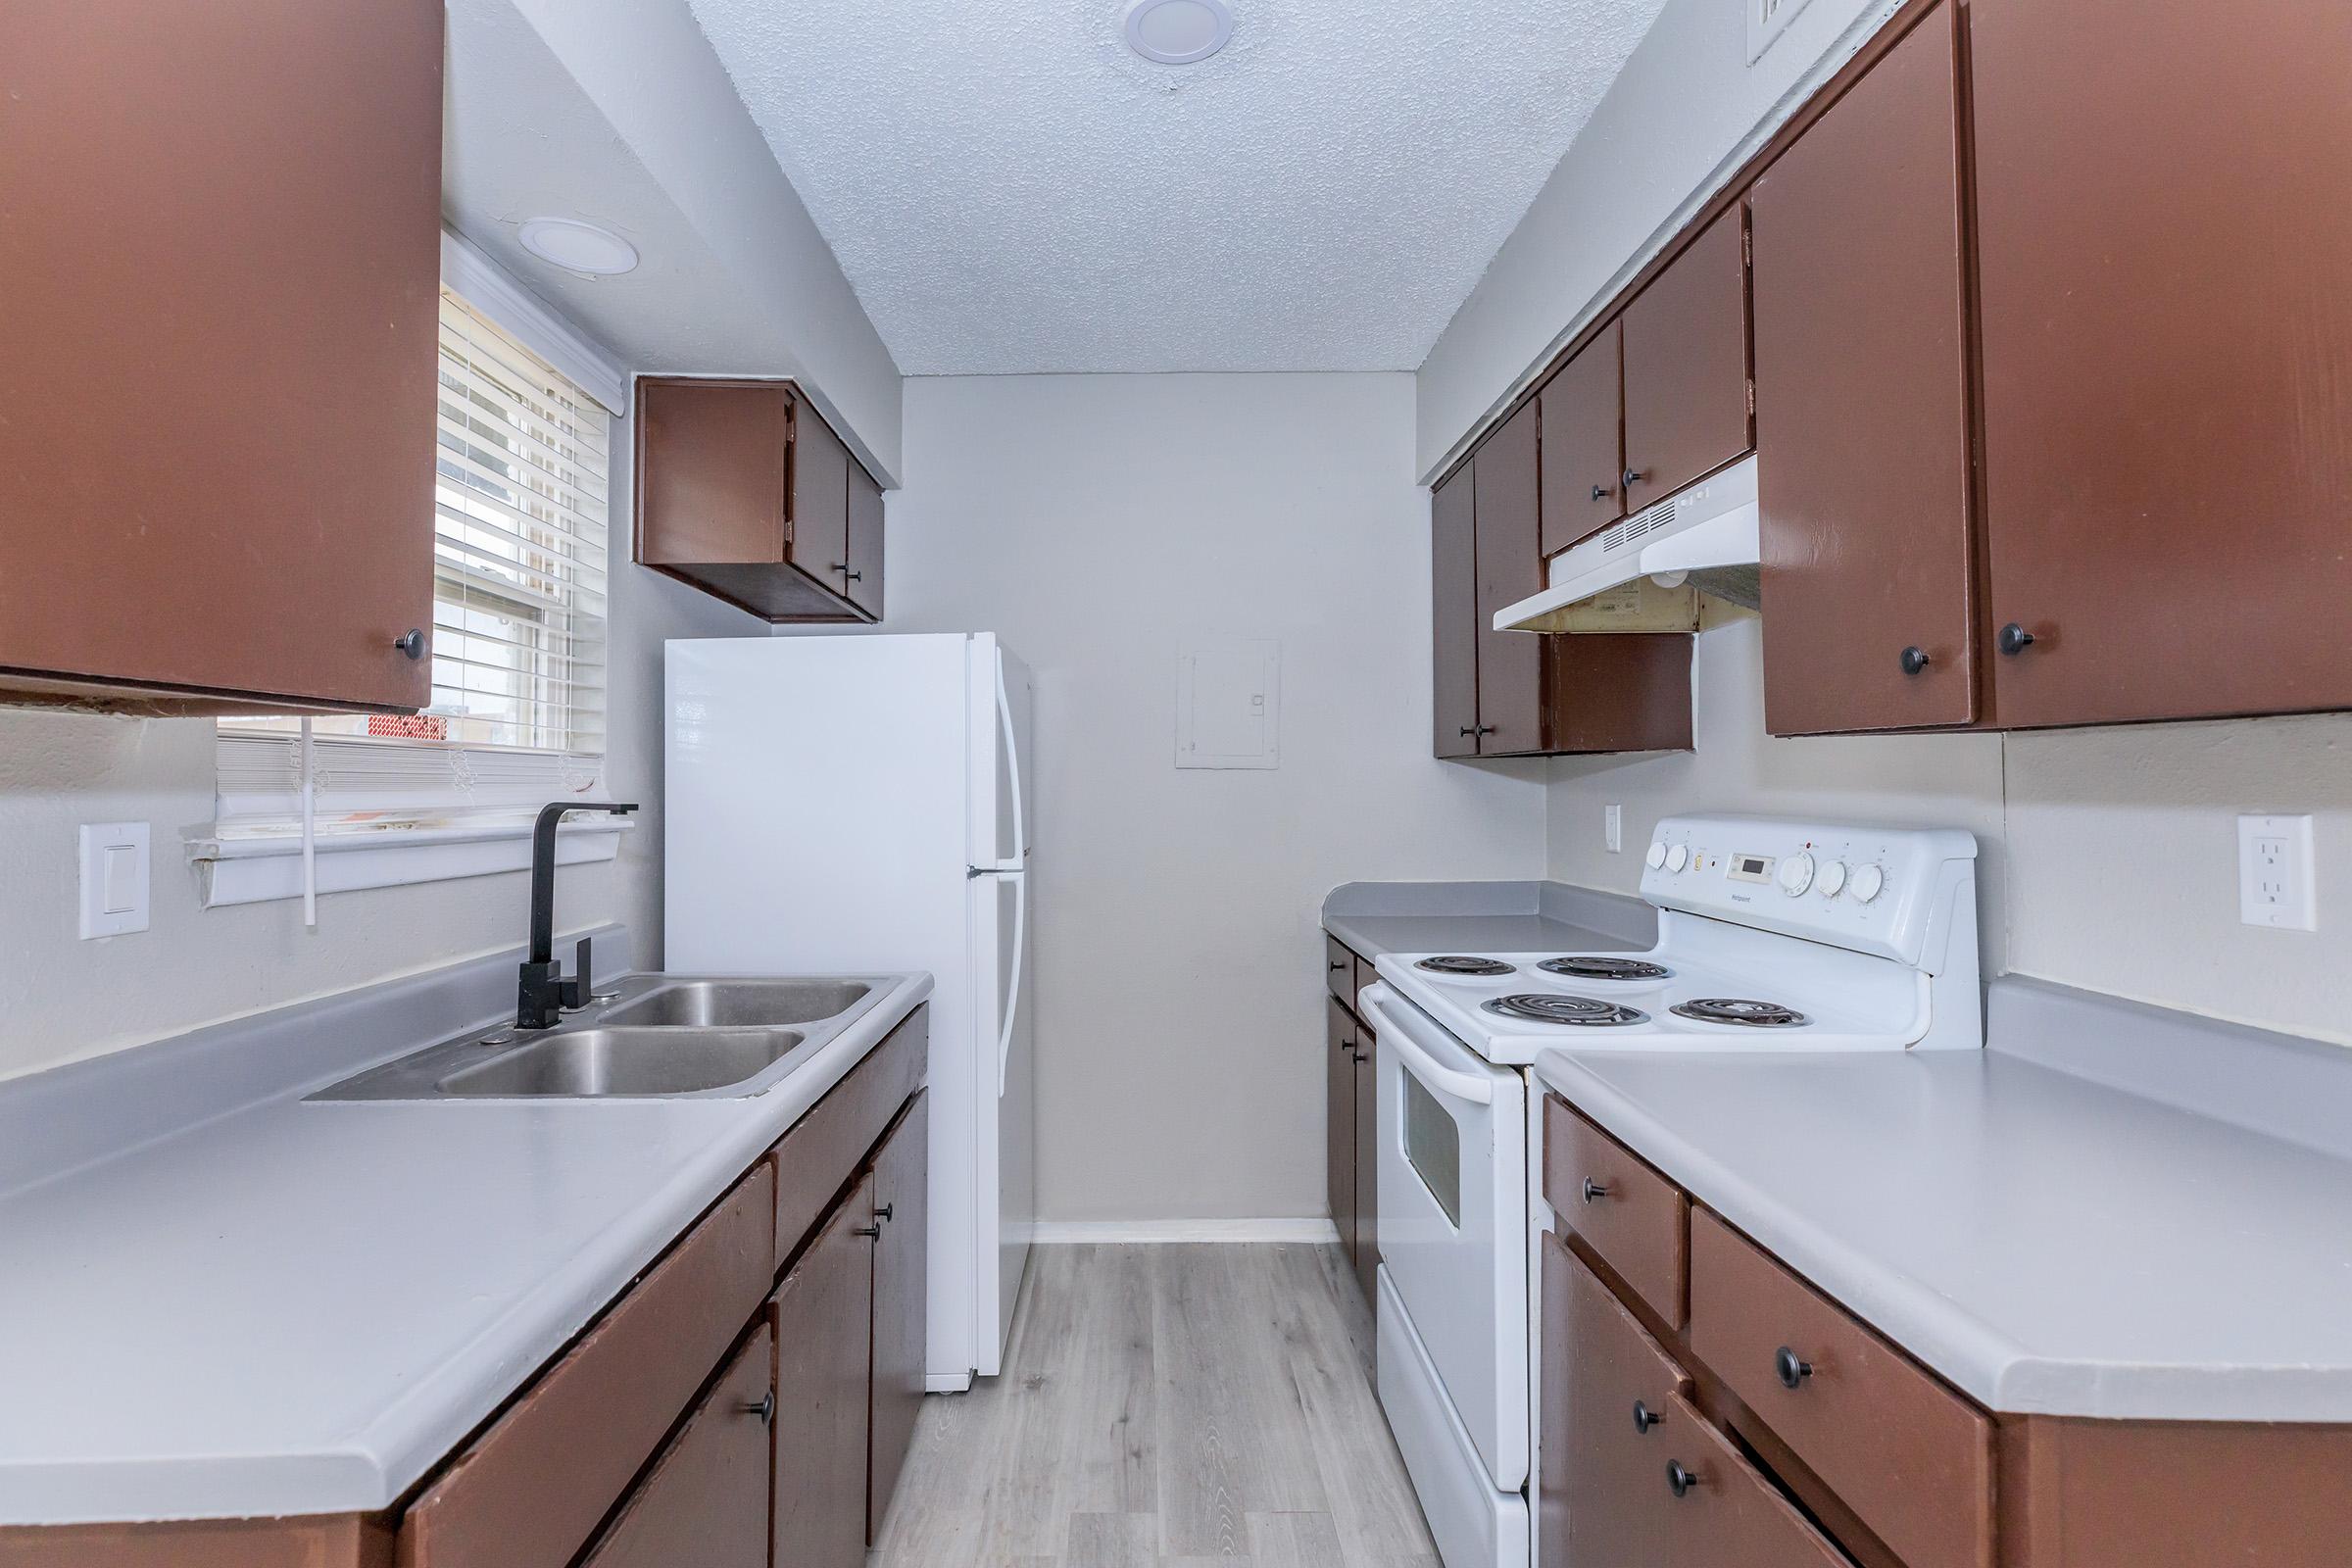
[
  {"x1": 866, "y1": 1094, "x2": 930, "y2": 1544},
  {"x1": 580, "y1": 1326, "x2": 775, "y2": 1568},
  {"x1": 771, "y1": 1179, "x2": 876, "y2": 1568},
  {"x1": 1321, "y1": 942, "x2": 1381, "y2": 1308},
  {"x1": 1539, "y1": 1089, "x2": 2352, "y2": 1568}
]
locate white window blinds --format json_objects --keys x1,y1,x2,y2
[{"x1": 215, "y1": 288, "x2": 612, "y2": 838}]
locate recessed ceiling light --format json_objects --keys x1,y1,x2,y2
[
  {"x1": 517, "y1": 218, "x2": 639, "y2": 276},
  {"x1": 1123, "y1": 0, "x2": 1234, "y2": 65}
]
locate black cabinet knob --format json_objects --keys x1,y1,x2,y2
[
  {"x1": 853, "y1": 1223, "x2": 882, "y2": 1239},
  {"x1": 1622, "y1": 467, "x2": 1644, "y2": 492},
  {"x1": 1633, "y1": 1399, "x2": 1661, "y2": 1435},
  {"x1": 1581, "y1": 1177, "x2": 1610, "y2": 1204},
  {"x1": 876, "y1": 1202, "x2": 895, "y2": 1223},
  {"x1": 394, "y1": 628, "x2": 426, "y2": 661},
  {"x1": 1667, "y1": 1460, "x2": 1699, "y2": 1498},
  {"x1": 1997, "y1": 622, "x2": 2037, "y2": 657},
  {"x1": 1900, "y1": 646, "x2": 1931, "y2": 675},
  {"x1": 1460, "y1": 725, "x2": 1478, "y2": 738},
  {"x1": 1591, "y1": 482, "x2": 1614, "y2": 503},
  {"x1": 1776, "y1": 1346, "x2": 1814, "y2": 1390},
  {"x1": 740, "y1": 1391, "x2": 775, "y2": 1425},
  {"x1": 1475, "y1": 724, "x2": 1498, "y2": 737}
]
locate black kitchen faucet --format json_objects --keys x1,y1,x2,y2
[{"x1": 516, "y1": 800, "x2": 639, "y2": 1029}]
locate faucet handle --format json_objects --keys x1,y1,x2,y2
[{"x1": 564, "y1": 936, "x2": 594, "y2": 1009}]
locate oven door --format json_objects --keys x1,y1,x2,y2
[{"x1": 1362, "y1": 984, "x2": 1529, "y2": 1494}]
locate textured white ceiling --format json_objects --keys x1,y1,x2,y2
[{"x1": 684, "y1": 0, "x2": 1671, "y2": 374}]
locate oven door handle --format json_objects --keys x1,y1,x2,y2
[{"x1": 1363, "y1": 990, "x2": 1494, "y2": 1105}]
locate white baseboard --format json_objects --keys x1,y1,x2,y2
[{"x1": 1028, "y1": 1217, "x2": 1343, "y2": 1245}]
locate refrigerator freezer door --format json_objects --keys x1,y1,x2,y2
[{"x1": 968, "y1": 637, "x2": 1033, "y2": 871}]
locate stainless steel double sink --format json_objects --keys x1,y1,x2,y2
[{"x1": 311, "y1": 976, "x2": 883, "y2": 1102}]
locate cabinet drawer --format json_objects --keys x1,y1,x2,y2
[
  {"x1": 1543, "y1": 1097, "x2": 1689, "y2": 1327},
  {"x1": 773, "y1": 1004, "x2": 926, "y2": 1263},
  {"x1": 1690, "y1": 1208, "x2": 1993, "y2": 1568},
  {"x1": 398, "y1": 1162, "x2": 777, "y2": 1568},
  {"x1": 578, "y1": 1325, "x2": 773, "y2": 1568},
  {"x1": 1324, "y1": 936, "x2": 1356, "y2": 1006},
  {"x1": 1655, "y1": 1391, "x2": 1847, "y2": 1568}
]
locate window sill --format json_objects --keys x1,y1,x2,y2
[{"x1": 186, "y1": 817, "x2": 630, "y2": 909}]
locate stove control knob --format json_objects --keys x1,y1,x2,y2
[
  {"x1": 1664, "y1": 844, "x2": 1689, "y2": 873},
  {"x1": 1778, "y1": 853, "x2": 1816, "y2": 897},
  {"x1": 1645, "y1": 840, "x2": 1668, "y2": 871},
  {"x1": 1851, "y1": 863, "x2": 1886, "y2": 905},
  {"x1": 1816, "y1": 859, "x2": 1848, "y2": 899}
]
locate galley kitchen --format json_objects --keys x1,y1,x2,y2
[{"x1": 1, "y1": 1, "x2": 2348, "y2": 1565}]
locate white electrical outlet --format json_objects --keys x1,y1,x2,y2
[
  {"x1": 1604, "y1": 804, "x2": 1624, "y2": 854},
  {"x1": 2238, "y1": 814, "x2": 2316, "y2": 931}
]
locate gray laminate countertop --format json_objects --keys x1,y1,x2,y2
[
  {"x1": 1536, "y1": 977, "x2": 2352, "y2": 1422},
  {"x1": 1321, "y1": 879, "x2": 1656, "y2": 960},
  {"x1": 0, "y1": 936, "x2": 932, "y2": 1526}
]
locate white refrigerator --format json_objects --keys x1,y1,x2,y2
[{"x1": 665, "y1": 633, "x2": 1035, "y2": 1390}]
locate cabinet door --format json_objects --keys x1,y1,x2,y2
[
  {"x1": 1544, "y1": 1235, "x2": 1690, "y2": 1568},
  {"x1": 0, "y1": 0, "x2": 440, "y2": 712},
  {"x1": 843, "y1": 460, "x2": 886, "y2": 621},
  {"x1": 771, "y1": 1180, "x2": 875, "y2": 1568},
  {"x1": 1470, "y1": 404, "x2": 1544, "y2": 755},
  {"x1": 1539, "y1": 321, "x2": 1626, "y2": 557},
  {"x1": 637, "y1": 380, "x2": 790, "y2": 567},
  {"x1": 1431, "y1": 469, "x2": 1483, "y2": 759},
  {"x1": 789, "y1": 396, "x2": 853, "y2": 594},
  {"x1": 1325, "y1": 1000, "x2": 1358, "y2": 1278},
  {"x1": 1350, "y1": 1024, "x2": 1379, "y2": 1305},
  {"x1": 1751, "y1": 0, "x2": 1977, "y2": 734},
  {"x1": 580, "y1": 1327, "x2": 774, "y2": 1568},
  {"x1": 866, "y1": 1095, "x2": 928, "y2": 1544},
  {"x1": 1972, "y1": 0, "x2": 2352, "y2": 727},
  {"x1": 1622, "y1": 210, "x2": 1753, "y2": 508}
]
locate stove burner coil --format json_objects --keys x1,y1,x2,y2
[
  {"x1": 1482, "y1": 994, "x2": 1648, "y2": 1027},
  {"x1": 1415, "y1": 956, "x2": 1517, "y2": 977},
  {"x1": 1670, "y1": 998, "x2": 1811, "y2": 1028},
  {"x1": 1537, "y1": 956, "x2": 1673, "y2": 982}
]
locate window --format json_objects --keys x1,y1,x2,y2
[{"x1": 201, "y1": 254, "x2": 625, "y2": 906}]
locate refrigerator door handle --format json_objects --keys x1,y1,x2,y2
[
  {"x1": 995, "y1": 654, "x2": 1027, "y2": 865},
  {"x1": 999, "y1": 869, "x2": 1026, "y2": 1096}
]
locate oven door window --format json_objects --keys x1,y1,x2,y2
[{"x1": 1401, "y1": 1068, "x2": 1463, "y2": 1228}]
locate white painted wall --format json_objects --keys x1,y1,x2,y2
[
  {"x1": 1416, "y1": 0, "x2": 1901, "y2": 475},
  {"x1": 1546, "y1": 616, "x2": 2352, "y2": 1047},
  {"x1": 882, "y1": 373, "x2": 1548, "y2": 1224},
  {"x1": 0, "y1": 402, "x2": 763, "y2": 1084}
]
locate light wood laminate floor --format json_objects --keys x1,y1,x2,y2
[{"x1": 870, "y1": 1243, "x2": 1441, "y2": 1567}]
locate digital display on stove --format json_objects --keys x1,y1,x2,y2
[{"x1": 1726, "y1": 853, "x2": 1777, "y2": 884}]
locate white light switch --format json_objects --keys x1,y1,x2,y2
[
  {"x1": 1605, "y1": 804, "x2": 1624, "y2": 854},
  {"x1": 2238, "y1": 814, "x2": 2316, "y2": 932},
  {"x1": 79, "y1": 822, "x2": 151, "y2": 939}
]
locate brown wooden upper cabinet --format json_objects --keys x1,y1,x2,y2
[
  {"x1": 1969, "y1": 0, "x2": 2352, "y2": 728},
  {"x1": 635, "y1": 378, "x2": 886, "y2": 624},
  {"x1": 1621, "y1": 211, "x2": 1754, "y2": 513},
  {"x1": 1539, "y1": 321, "x2": 1626, "y2": 557},
  {"x1": 1433, "y1": 406, "x2": 1694, "y2": 760},
  {"x1": 0, "y1": 0, "x2": 443, "y2": 715},
  {"x1": 1751, "y1": 0, "x2": 1977, "y2": 736}
]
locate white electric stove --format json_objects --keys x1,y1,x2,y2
[{"x1": 1358, "y1": 815, "x2": 1982, "y2": 1568}]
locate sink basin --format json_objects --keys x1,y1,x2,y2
[
  {"x1": 434, "y1": 1028, "x2": 805, "y2": 1099},
  {"x1": 307, "y1": 972, "x2": 899, "y2": 1102},
  {"x1": 599, "y1": 979, "x2": 871, "y2": 1030}
]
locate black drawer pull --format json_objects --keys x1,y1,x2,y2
[
  {"x1": 1581, "y1": 1177, "x2": 1610, "y2": 1203},
  {"x1": 1776, "y1": 1346, "x2": 1814, "y2": 1390},
  {"x1": 1633, "y1": 1399, "x2": 1660, "y2": 1435}
]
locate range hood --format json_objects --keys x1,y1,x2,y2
[{"x1": 1494, "y1": 454, "x2": 1760, "y2": 631}]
